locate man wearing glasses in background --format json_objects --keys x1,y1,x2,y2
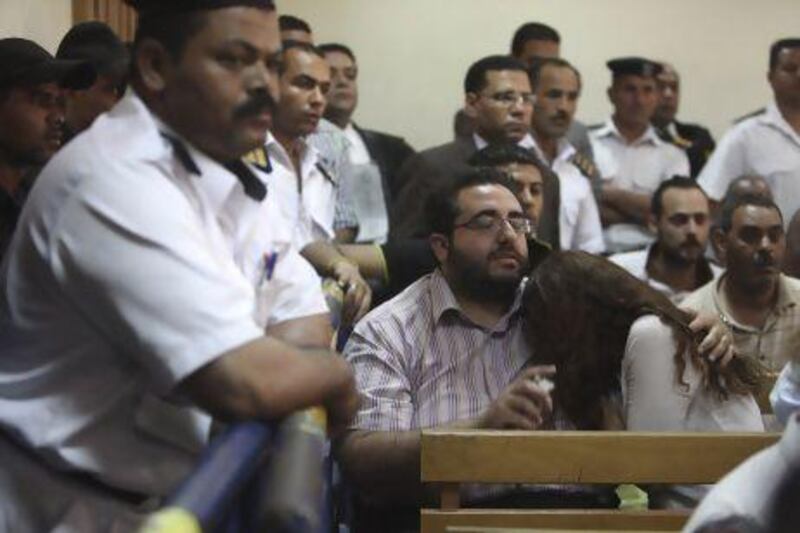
[{"x1": 391, "y1": 55, "x2": 561, "y2": 250}]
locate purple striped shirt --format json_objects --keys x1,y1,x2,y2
[{"x1": 344, "y1": 269, "x2": 529, "y2": 431}]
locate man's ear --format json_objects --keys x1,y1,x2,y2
[
  {"x1": 711, "y1": 227, "x2": 727, "y2": 265},
  {"x1": 606, "y1": 85, "x2": 613, "y2": 104},
  {"x1": 135, "y1": 39, "x2": 173, "y2": 93},
  {"x1": 463, "y1": 93, "x2": 479, "y2": 119},
  {"x1": 429, "y1": 233, "x2": 450, "y2": 264},
  {"x1": 647, "y1": 213, "x2": 658, "y2": 234}
]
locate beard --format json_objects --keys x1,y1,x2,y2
[{"x1": 446, "y1": 245, "x2": 528, "y2": 304}]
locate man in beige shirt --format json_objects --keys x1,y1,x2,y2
[{"x1": 684, "y1": 195, "x2": 800, "y2": 372}]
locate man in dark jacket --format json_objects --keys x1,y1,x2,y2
[
  {"x1": 653, "y1": 62, "x2": 716, "y2": 178},
  {"x1": 320, "y1": 42, "x2": 415, "y2": 243}
]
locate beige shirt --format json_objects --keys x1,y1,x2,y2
[{"x1": 683, "y1": 274, "x2": 800, "y2": 372}]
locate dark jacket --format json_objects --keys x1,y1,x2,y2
[{"x1": 658, "y1": 120, "x2": 716, "y2": 178}]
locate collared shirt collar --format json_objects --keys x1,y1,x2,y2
[
  {"x1": 760, "y1": 102, "x2": 800, "y2": 147},
  {"x1": 529, "y1": 134, "x2": 576, "y2": 167},
  {"x1": 265, "y1": 132, "x2": 326, "y2": 183},
  {"x1": 428, "y1": 268, "x2": 525, "y2": 332},
  {"x1": 473, "y1": 132, "x2": 536, "y2": 151},
  {"x1": 136, "y1": 93, "x2": 246, "y2": 217},
  {"x1": 596, "y1": 117, "x2": 662, "y2": 146},
  {"x1": 712, "y1": 273, "x2": 797, "y2": 332}
]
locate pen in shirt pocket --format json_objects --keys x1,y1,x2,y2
[{"x1": 261, "y1": 251, "x2": 278, "y2": 284}]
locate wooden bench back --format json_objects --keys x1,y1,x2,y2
[{"x1": 420, "y1": 430, "x2": 779, "y2": 532}]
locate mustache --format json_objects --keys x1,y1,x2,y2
[
  {"x1": 753, "y1": 251, "x2": 776, "y2": 268},
  {"x1": 232, "y1": 90, "x2": 277, "y2": 120}
]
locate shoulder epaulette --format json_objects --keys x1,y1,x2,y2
[
  {"x1": 570, "y1": 152, "x2": 599, "y2": 179},
  {"x1": 587, "y1": 123, "x2": 604, "y2": 130},
  {"x1": 244, "y1": 147, "x2": 272, "y2": 173}
]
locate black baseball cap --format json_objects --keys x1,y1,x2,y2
[
  {"x1": 57, "y1": 22, "x2": 128, "y2": 79},
  {"x1": 0, "y1": 38, "x2": 96, "y2": 90}
]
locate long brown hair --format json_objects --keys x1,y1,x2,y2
[{"x1": 523, "y1": 251, "x2": 762, "y2": 429}]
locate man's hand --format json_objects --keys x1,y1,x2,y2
[
  {"x1": 323, "y1": 356, "x2": 361, "y2": 437},
  {"x1": 682, "y1": 306, "x2": 735, "y2": 366},
  {"x1": 331, "y1": 259, "x2": 372, "y2": 326},
  {"x1": 478, "y1": 366, "x2": 556, "y2": 430}
]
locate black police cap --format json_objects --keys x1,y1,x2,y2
[
  {"x1": 606, "y1": 57, "x2": 662, "y2": 78},
  {"x1": 124, "y1": 0, "x2": 275, "y2": 16}
]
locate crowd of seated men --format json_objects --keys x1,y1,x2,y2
[{"x1": 1, "y1": 3, "x2": 800, "y2": 532}]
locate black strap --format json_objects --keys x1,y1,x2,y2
[
  {"x1": 160, "y1": 132, "x2": 201, "y2": 175},
  {"x1": 225, "y1": 159, "x2": 268, "y2": 201}
]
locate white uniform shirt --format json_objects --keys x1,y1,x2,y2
[
  {"x1": 698, "y1": 103, "x2": 800, "y2": 226},
  {"x1": 530, "y1": 137, "x2": 605, "y2": 253},
  {"x1": 264, "y1": 133, "x2": 337, "y2": 248},
  {"x1": 609, "y1": 245, "x2": 722, "y2": 304},
  {"x1": 0, "y1": 92, "x2": 324, "y2": 504},
  {"x1": 590, "y1": 119, "x2": 690, "y2": 252}
]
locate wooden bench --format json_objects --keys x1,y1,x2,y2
[{"x1": 421, "y1": 430, "x2": 779, "y2": 533}]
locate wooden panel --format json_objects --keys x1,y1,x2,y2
[
  {"x1": 421, "y1": 430, "x2": 778, "y2": 484},
  {"x1": 72, "y1": 0, "x2": 94, "y2": 23},
  {"x1": 421, "y1": 509, "x2": 687, "y2": 533},
  {"x1": 72, "y1": 0, "x2": 136, "y2": 41}
]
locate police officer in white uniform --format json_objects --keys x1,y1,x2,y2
[
  {"x1": 0, "y1": 2, "x2": 358, "y2": 531},
  {"x1": 698, "y1": 38, "x2": 800, "y2": 229},
  {"x1": 528, "y1": 57, "x2": 604, "y2": 253},
  {"x1": 590, "y1": 57, "x2": 690, "y2": 253},
  {"x1": 258, "y1": 40, "x2": 372, "y2": 326}
]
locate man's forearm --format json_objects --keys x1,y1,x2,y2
[
  {"x1": 265, "y1": 313, "x2": 333, "y2": 350},
  {"x1": 301, "y1": 241, "x2": 349, "y2": 278},
  {"x1": 601, "y1": 186, "x2": 652, "y2": 224},
  {"x1": 336, "y1": 429, "x2": 422, "y2": 506}
]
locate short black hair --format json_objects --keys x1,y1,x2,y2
[
  {"x1": 464, "y1": 55, "x2": 528, "y2": 94},
  {"x1": 280, "y1": 40, "x2": 325, "y2": 73},
  {"x1": 469, "y1": 142, "x2": 553, "y2": 177},
  {"x1": 133, "y1": 10, "x2": 209, "y2": 60},
  {"x1": 770, "y1": 38, "x2": 800, "y2": 70},
  {"x1": 651, "y1": 175, "x2": 706, "y2": 219},
  {"x1": 318, "y1": 43, "x2": 356, "y2": 63},
  {"x1": 529, "y1": 57, "x2": 581, "y2": 92},
  {"x1": 510, "y1": 22, "x2": 561, "y2": 58},
  {"x1": 718, "y1": 194, "x2": 783, "y2": 233},
  {"x1": 279, "y1": 14, "x2": 312, "y2": 34},
  {"x1": 425, "y1": 169, "x2": 517, "y2": 236}
]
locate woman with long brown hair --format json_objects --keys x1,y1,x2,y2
[{"x1": 523, "y1": 251, "x2": 764, "y2": 431}]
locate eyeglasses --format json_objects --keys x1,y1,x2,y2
[
  {"x1": 483, "y1": 91, "x2": 536, "y2": 107},
  {"x1": 454, "y1": 213, "x2": 533, "y2": 235}
]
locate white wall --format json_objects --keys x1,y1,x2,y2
[
  {"x1": 283, "y1": 0, "x2": 800, "y2": 150},
  {"x1": 0, "y1": 0, "x2": 72, "y2": 54},
  {"x1": 3, "y1": 0, "x2": 799, "y2": 150}
]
